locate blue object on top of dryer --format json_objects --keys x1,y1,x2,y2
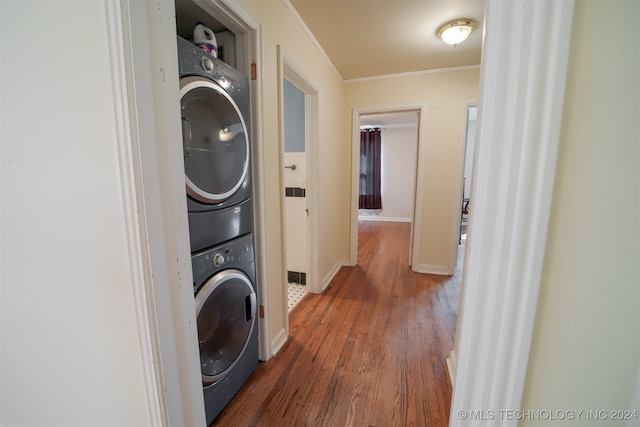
[{"x1": 177, "y1": 36, "x2": 253, "y2": 252}]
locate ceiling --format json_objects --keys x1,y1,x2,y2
[{"x1": 287, "y1": 0, "x2": 485, "y2": 80}]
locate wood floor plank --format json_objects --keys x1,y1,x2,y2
[{"x1": 212, "y1": 221, "x2": 461, "y2": 426}]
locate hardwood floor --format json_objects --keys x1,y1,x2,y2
[{"x1": 212, "y1": 221, "x2": 461, "y2": 426}]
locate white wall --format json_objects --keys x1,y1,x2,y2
[
  {"x1": 359, "y1": 125, "x2": 418, "y2": 222},
  {"x1": 521, "y1": 0, "x2": 640, "y2": 423},
  {"x1": 1, "y1": 2, "x2": 153, "y2": 425}
]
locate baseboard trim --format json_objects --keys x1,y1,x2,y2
[
  {"x1": 413, "y1": 264, "x2": 453, "y2": 276},
  {"x1": 446, "y1": 350, "x2": 457, "y2": 387},
  {"x1": 271, "y1": 327, "x2": 288, "y2": 356},
  {"x1": 358, "y1": 216, "x2": 411, "y2": 223},
  {"x1": 321, "y1": 259, "x2": 348, "y2": 292}
]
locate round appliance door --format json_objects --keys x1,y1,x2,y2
[
  {"x1": 180, "y1": 78, "x2": 249, "y2": 204},
  {"x1": 195, "y1": 269, "x2": 257, "y2": 385}
]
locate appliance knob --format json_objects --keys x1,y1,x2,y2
[
  {"x1": 213, "y1": 254, "x2": 225, "y2": 267},
  {"x1": 201, "y1": 57, "x2": 214, "y2": 72}
]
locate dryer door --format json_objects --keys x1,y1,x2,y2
[
  {"x1": 180, "y1": 78, "x2": 249, "y2": 204},
  {"x1": 195, "y1": 269, "x2": 257, "y2": 385}
]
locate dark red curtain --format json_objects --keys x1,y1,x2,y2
[{"x1": 359, "y1": 128, "x2": 382, "y2": 209}]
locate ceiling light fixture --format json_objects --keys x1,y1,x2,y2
[{"x1": 437, "y1": 19, "x2": 476, "y2": 47}]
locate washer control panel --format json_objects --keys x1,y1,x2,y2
[
  {"x1": 213, "y1": 253, "x2": 225, "y2": 267},
  {"x1": 191, "y1": 233, "x2": 255, "y2": 288},
  {"x1": 207, "y1": 249, "x2": 231, "y2": 268}
]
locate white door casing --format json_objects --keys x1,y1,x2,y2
[
  {"x1": 277, "y1": 45, "x2": 321, "y2": 344},
  {"x1": 449, "y1": 0, "x2": 575, "y2": 424},
  {"x1": 350, "y1": 105, "x2": 426, "y2": 270},
  {"x1": 122, "y1": 0, "x2": 264, "y2": 425}
]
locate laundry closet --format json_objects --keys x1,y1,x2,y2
[{"x1": 174, "y1": 1, "x2": 258, "y2": 425}]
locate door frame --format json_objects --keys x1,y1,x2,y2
[
  {"x1": 449, "y1": 0, "x2": 575, "y2": 422},
  {"x1": 122, "y1": 0, "x2": 265, "y2": 425},
  {"x1": 350, "y1": 105, "x2": 425, "y2": 269},
  {"x1": 449, "y1": 99, "x2": 478, "y2": 271},
  {"x1": 446, "y1": 100, "x2": 477, "y2": 383},
  {"x1": 277, "y1": 46, "x2": 320, "y2": 330}
]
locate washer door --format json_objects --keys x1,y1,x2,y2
[
  {"x1": 180, "y1": 78, "x2": 249, "y2": 204},
  {"x1": 195, "y1": 269, "x2": 257, "y2": 385}
]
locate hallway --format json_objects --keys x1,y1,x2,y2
[{"x1": 213, "y1": 221, "x2": 461, "y2": 426}]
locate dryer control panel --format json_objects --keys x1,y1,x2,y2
[{"x1": 177, "y1": 36, "x2": 248, "y2": 102}]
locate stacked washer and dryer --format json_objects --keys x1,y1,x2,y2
[{"x1": 177, "y1": 35, "x2": 259, "y2": 425}]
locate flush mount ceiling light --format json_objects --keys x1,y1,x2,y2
[{"x1": 437, "y1": 19, "x2": 476, "y2": 46}]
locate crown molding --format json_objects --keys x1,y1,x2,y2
[
  {"x1": 345, "y1": 64, "x2": 481, "y2": 84},
  {"x1": 282, "y1": 0, "x2": 344, "y2": 81}
]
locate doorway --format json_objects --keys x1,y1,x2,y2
[
  {"x1": 358, "y1": 110, "x2": 418, "y2": 265},
  {"x1": 351, "y1": 106, "x2": 424, "y2": 268},
  {"x1": 282, "y1": 78, "x2": 308, "y2": 311},
  {"x1": 358, "y1": 112, "x2": 419, "y2": 222},
  {"x1": 277, "y1": 46, "x2": 320, "y2": 322},
  {"x1": 446, "y1": 102, "x2": 477, "y2": 384},
  {"x1": 459, "y1": 104, "x2": 478, "y2": 243}
]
